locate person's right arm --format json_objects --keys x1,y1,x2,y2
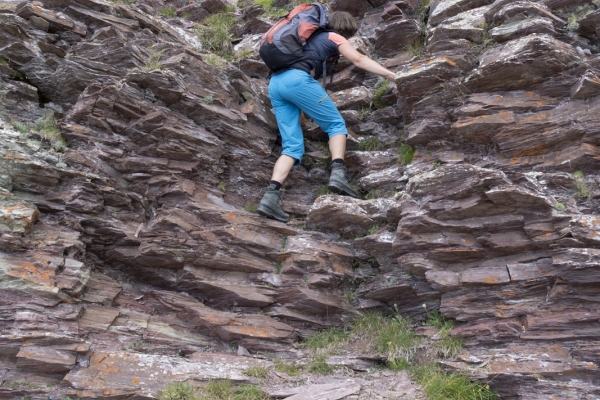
[{"x1": 338, "y1": 43, "x2": 396, "y2": 81}]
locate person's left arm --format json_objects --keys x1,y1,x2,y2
[{"x1": 338, "y1": 43, "x2": 396, "y2": 81}]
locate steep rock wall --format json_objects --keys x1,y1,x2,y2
[{"x1": 0, "y1": 0, "x2": 599, "y2": 398}]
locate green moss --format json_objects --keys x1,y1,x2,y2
[{"x1": 554, "y1": 203, "x2": 566, "y2": 211}]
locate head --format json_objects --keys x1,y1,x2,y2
[{"x1": 327, "y1": 11, "x2": 358, "y2": 39}]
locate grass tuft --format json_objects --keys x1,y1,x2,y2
[
  {"x1": 244, "y1": 203, "x2": 258, "y2": 213},
  {"x1": 203, "y1": 53, "x2": 227, "y2": 68},
  {"x1": 407, "y1": 38, "x2": 425, "y2": 56},
  {"x1": 373, "y1": 79, "x2": 391, "y2": 109},
  {"x1": 243, "y1": 366, "x2": 269, "y2": 379},
  {"x1": 307, "y1": 354, "x2": 334, "y2": 375},
  {"x1": 253, "y1": 0, "x2": 274, "y2": 7},
  {"x1": 411, "y1": 364, "x2": 496, "y2": 400},
  {"x1": 142, "y1": 48, "x2": 164, "y2": 72},
  {"x1": 160, "y1": 6, "x2": 177, "y2": 18},
  {"x1": 197, "y1": 13, "x2": 236, "y2": 58},
  {"x1": 302, "y1": 328, "x2": 349, "y2": 353},
  {"x1": 357, "y1": 136, "x2": 382, "y2": 151},
  {"x1": 274, "y1": 359, "x2": 302, "y2": 376},
  {"x1": 398, "y1": 143, "x2": 415, "y2": 165},
  {"x1": 33, "y1": 111, "x2": 68, "y2": 151},
  {"x1": 11, "y1": 120, "x2": 30, "y2": 137},
  {"x1": 573, "y1": 170, "x2": 596, "y2": 200},
  {"x1": 158, "y1": 381, "x2": 200, "y2": 400},
  {"x1": 357, "y1": 107, "x2": 372, "y2": 121}
]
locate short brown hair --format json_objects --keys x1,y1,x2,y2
[{"x1": 327, "y1": 11, "x2": 358, "y2": 39}]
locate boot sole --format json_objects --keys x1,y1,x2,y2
[
  {"x1": 328, "y1": 182, "x2": 359, "y2": 198},
  {"x1": 257, "y1": 205, "x2": 290, "y2": 223}
]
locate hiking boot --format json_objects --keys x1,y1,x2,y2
[
  {"x1": 257, "y1": 188, "x2": 290, "y2": 222},
  {"x1": 328, "y1": 163, "x2": 359, "y2": 198}
]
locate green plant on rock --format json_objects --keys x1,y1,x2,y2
[
  {"x1": 407, "y1": 38, "x2": 425, "y2": 57},
  {"x1": 357, "y1": 136, "x2": 382, "y2": 151},
  {"x1": 307, "y1": 353, "x2": 334, "y2": 375},
  {"x1": 197, "y1": 12, "x2": 237, "y2": 58},
  {"x1": 317, "y1": 184, "x2": 333, "y2": 196},
  {"x1": 413, "y1": 363, "x2": 496, "y2": 400},
  {"x1": 253, "y1": 0, "x2": 274, "y2": 8},
  {"x1": 573, "y1": 170, "x2": 596, "y2": 200},
  {"x1": 302, "y1": 327, "x2": 349, "y2": 353},
  {"x1": 198, "y1": 380, "x2": 269, "y2": 400},
  {"x1": 243, "y1": 366, "x2": 269, "y2": 379},
  {"x1": 33, "y1": 111, "x2": 67, "y2": 151},
  {"x1": 56, "y1": 162, "x2": 67, "y2": 169},
  {"x1": 203, "y1": 53, "x2": 227, "y2": 68},
  {"x1": 11, "y1": 119, "x2": 30, "y2": 137},
  {"x1": 0, "y1": 56, "x2": 9, "y2": 66},
  {"x1": 244, "y1": 203, "x2": 258, "y2": 213},
  {"x1": 357, "y1": 107, "x2": 372, "y2": 121},
  {"x1": 415, "y1": 0, "x2": 432, "y2": 21},
  {"x1": 142, "y1": 48, "x2": 164, "y2": 72},
  {"x1": 554, "y1": 202, "x2": 566, "y2": 211},
  {"x1": 398, "y1": 143, "x2": 415, "y2": 165},
  {"x1": 158, "y1": 382, "x2": 200, "y2": 400},
  {"x1": 160, "y1": 6, "x2": 177, "y2": 18},
  {"x1": 1, "y1": 381, "x2": 37, "y2": 388},
  {"x1": 366, "y1": 223, "x2": 380, "y2": 236},
  {"x1": 373, "y1": 79, "x2": 391, "y2": 109},
  {"x1": 275, "y1": 261, "x2": 282, "y2": 274},
  {"x1": 263, "y1": 7, "x2": 289, "y2": 19},
  {"x1": 202, "y1": 95, "x2": 214, "y2": 104},
  {"x1": 343, "y1": 290, "x2": 356, "y2": 304},
  {"x1": 274, "y1": 359, "x2": 303, "y2": 376}
]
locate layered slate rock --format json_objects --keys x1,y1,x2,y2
[{"x1": 1, "y1": 0, "x2": 600, "y2": 397}]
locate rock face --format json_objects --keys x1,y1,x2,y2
[{"x1": 1, "y1": 0, "x2": 600, "y2": 398}]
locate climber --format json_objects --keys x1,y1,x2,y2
[{"x1": 257, "y1": 10, "x2": 397, "y2": 222}]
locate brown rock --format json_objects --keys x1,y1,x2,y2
[
  {"x1": 571, "y1": 69, "x2": 600, "y2": 100},
  {"x1": 464, "y1": 34, "x2": 581, "y2": 92},
  {"x1": 16, "y1": 346, "x2": 76, "y2": 373},
  {"x1": 429, "y1": 0, "x2": 493, "y2": 27}
]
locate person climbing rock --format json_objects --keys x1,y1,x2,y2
[{"x1": 257, "y1": 9, "x2": 396, "y2": 223}]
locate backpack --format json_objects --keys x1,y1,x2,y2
[{"x1": 259, "y1": 3, "x2": 336, "y2": 86}]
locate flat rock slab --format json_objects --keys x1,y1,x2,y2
[
  {"x1": 65, "y1": 351, "x2": 266, "y2": 397},
  {"x1": 271, "y1": 382, "x2": 361, "y2": 399},
  {"x1": 0, "y1": 188, "x2": 39, "y2": 234}
]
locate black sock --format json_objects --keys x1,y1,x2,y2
[
  {"x1": 268, "y1": 180, "x2": 282, "y2": 190},
  {"x1": 331, "y1": 158, "x2": 345, "y2": 166}
]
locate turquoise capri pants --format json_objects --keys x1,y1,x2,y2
[{"x1": 268, "y1": 68, "x2": 348, "y2": 165}]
